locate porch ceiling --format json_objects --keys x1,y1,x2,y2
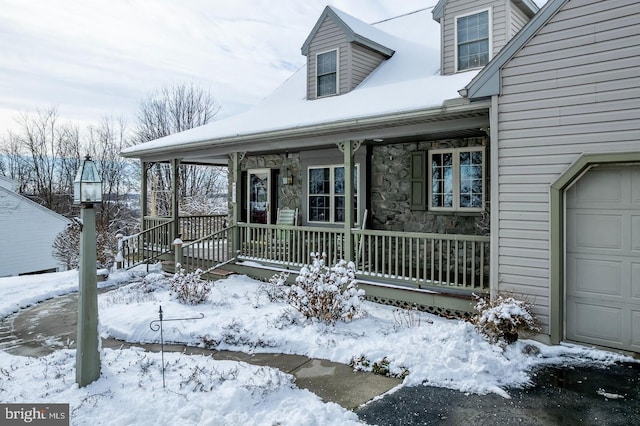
[{"x1": 126, "y1": 102, "x2": 490, "y2": 164}]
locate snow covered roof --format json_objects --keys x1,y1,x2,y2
[
  {"x1": 301, "y1": 6, "x2": 396, "y2": 57},
  {"x1": 122, "y1": 7, "x2": 481, "y2": 161}
]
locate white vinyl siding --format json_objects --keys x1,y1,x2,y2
[
  {"x1": 510, "y1": 3, "x2": 529, "y2": 37},
  {"x1": 0, "y1": 188, "x2": 69, "y2": 277},
  {"x1": 495, "y1": 0, "x2": 640, "y2": 332},
  {"x1": 350, "y1": 43, "x2": 386, "y2": 90}
]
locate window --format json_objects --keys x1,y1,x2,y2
[
  {"x1": 456, "y1": 10, "x2": 490, "y2": 71},
  {"x1": 429, "y1": 147, "x2": 484, "y2": 211},
  {"x1": 308, "y1": 164, "x2": 358, "y2": 223},
  {"x1": 316, "y1": 50, "x2": 338, "y2": 97}
]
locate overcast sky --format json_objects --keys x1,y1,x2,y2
[{"x1": 0, "y1": 0, "x2": 435, "y2": 133}]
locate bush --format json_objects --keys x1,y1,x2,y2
[
  {"x1": 169, "y1": 267, "x2": 212, "y2": 305},
  {"x1": 286, "y1": 253, "x2": 366, "y2": 324},
  {"x1": 473, "y1": 293, "x2": 540, "y2": 344}
]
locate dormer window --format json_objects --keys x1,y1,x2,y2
[
  {"x1": 456, "y1": 9, "x2": 490, "y2": 71},
  {"x1": 316, "y1": 49, "x2": 338, "y2": 97}
]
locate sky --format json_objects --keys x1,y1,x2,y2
[
  {"x1": 0, "y1": 0, "x2": 432, "y2": 134},
  {"x1": 0, "y1": 264, "x2": 632, "y2": 423}
]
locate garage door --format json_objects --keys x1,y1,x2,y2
[{"x1": 566, "y1": 165, "x2": 640, "y2": 353}]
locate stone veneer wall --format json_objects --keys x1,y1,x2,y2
[
  {"x1": 227, "y1": 153, "x2": 302, "y2": 216},
  {"x1": 370, "y1": 137, "x2": 490, "y2": 236}
]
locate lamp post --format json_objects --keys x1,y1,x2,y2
[{"x1": 74, "y1": 155, "x2": 102, "y2": 387}]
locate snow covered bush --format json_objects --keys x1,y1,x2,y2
[
  {"x1": 169, "y1": 266, "x2": 212, "y2": 305},
  {"x1": 258, "y1": 271, "x2": 289, "y2": 303},
  {"x1": 286, "y1": 253, "x2": 366, "y2": 324},
  {"x1": 473, "y1": 293, "x2": 540, "y2": 344}
]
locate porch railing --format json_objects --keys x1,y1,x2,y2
[
  {"x1": 238, "y1": 223, "x2": 345, "y2": 268},
  {"x1": 119, "y1": 221, "x2": 173, "y2": 269},
  {"x1": 143, "y1": 215, "x2": 227, "y2": 242},
  {"x1": 353, "y1": 229, "x2": 490, "y2": 291},
  {"x1": 178, "y1": 215, "x2": 227, "y2": 241},
  {"x1": 178, "y1": 226, "x2": 234, "y2": 272}
]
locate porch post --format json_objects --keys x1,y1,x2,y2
[
  {"x1": 140, "y1": 161, "x2": 149, "y2": 231},
  {"x1": 231, "y1": 152, "x2": 243, "y2": 255},
  {"x1": 170, "y1": 158, "x2": 180, "y2": 242},
  {"x1": 339, "y1": 140, "x2": 361, "y2": 263}
]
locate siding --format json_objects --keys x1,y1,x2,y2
[
  {"x1": 350, "y1": 43, "x2": 385, "y2": 90},
  {"x1": 306, "y1": 15, "x2": 349, "y2": 99},
  {"x1": 0, "y1": 188, "x2": 69, "y2": 277},
  {"x1": 496, "y1": 0, "x2": 640, "y2": 332},
  {"x1": 441, "y1": 0, "x2": 508, "y2": 75},
  {"x1": 510, "y1": 2, "x2": 529, "y2": 37}
]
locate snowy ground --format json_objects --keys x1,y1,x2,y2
[{"x1": 0, "y1": 265, "x2": 634, "y2": 425}]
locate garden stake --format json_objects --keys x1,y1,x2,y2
[{"x1": 149, "y1": 305, "x2": 205, "y2": 387}]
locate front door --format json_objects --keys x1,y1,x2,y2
[{"x1": 248, "y1": 169, "x2": 271, "y2": 224}]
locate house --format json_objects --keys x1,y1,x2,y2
[
  {"x1": 0, "y1": 176, "x2": 71, "y2": 277},
  {"x1": 462, "y1": 0, "x2": 640, "y2": 353},
  {"x1": 121, "y1": 5, "x2": 543, "y2": 318}
]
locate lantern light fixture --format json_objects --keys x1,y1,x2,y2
[{"x1": 74, "y1": 155, "x2": 102, "y2": 205}]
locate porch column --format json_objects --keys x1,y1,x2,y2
[
  {"x1": 140, "y1": 161, "x2": 149, "y2": 231},
  {"x1": 231, "y1": 152, "x2": 243, "y2": 255},
  {"x1": 170, "y1": 158, "x2": 180, "y2": 242},
  {"x1": 339, "y1": 140, "x2": 362, "y2": 263}
]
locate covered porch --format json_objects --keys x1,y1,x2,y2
[{"x1": 120, "y1": 87, "x2": 495, "y2": 313}]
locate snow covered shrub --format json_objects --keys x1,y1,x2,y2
[
  {"x1": 169, "y1": 267, "x2": 212, "y2": 305},
  {"x1": 258, "y1": 271, "x2": 289, "y2": 303},
  {"x1": 473, "y1": 293, "x2": 540, "y2": 344},
  {"x1": 140, "y1": 272, "x2": 169, "y2": 293},
  {"x1": 287, "y1": 253, "x2": 366, "y2": 324}
]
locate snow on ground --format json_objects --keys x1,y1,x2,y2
[{"x1": 0, "y1": 265, "x2": 634, "y2": 425}]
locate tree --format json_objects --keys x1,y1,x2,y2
[{"x1": 133, "y1": 82, "x2": 226, "y2": 216}]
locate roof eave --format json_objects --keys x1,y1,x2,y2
[{"x1": 121, "y1": 100, "x2": 490, "y2": 160}]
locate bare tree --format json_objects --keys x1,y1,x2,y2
[
  {"x1": 133, "y1": 82, "x2": 225, "y2": 216},
  {"x1": 88, "y1": 116, "x2": 139, "y2": 234}
]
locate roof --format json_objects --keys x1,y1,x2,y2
[
  {"x1": 0, "y1": 186, "x2": 71, "y2": 226},
  {"x1": 301, "y1": 6, "x2": 395, "y2": 58},
  {"x1": 462, "y1": 0, "x2": 567, "y2": 99},
  {"x1": 122, "y1": 7, "x2": 481, "y2": 161}
]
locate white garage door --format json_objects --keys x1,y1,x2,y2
[{"x1": 566, "y1": 165, "x2": 640, "y2": 353}]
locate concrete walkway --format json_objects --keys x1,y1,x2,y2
[{"x1": 0, "y1": 292, "x2": 400, "y2": 410}]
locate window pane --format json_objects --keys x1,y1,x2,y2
[
  {"x1": 335, "y1": 196, "x2": 345, "y2": 222},
  {"x1": 309, "y1": 168, "x2": 330, "y2": 194},
  {"x1": 309, "y1": 195, "x2": 330, "y2": 222},
  {"x1": 457, "y1": 11, "x2": 489, "y2": 70},
  {"x1": 431, "y1": 152, "x2": 453, "y2": 208},
  {"x1": 334, "y1": 167, "x2": 344, "y2": 194},
  {"x1": 317, "y1": 51, "x2": 337, "y2": 96},
  {"x1": 459, "y1": 150, "x2": 483, "y2": 208}
]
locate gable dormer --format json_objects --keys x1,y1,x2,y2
[
  {"x1": 432, "y1": 0, "x2": 539, "y2": 75},
  {"x1": 301, "y1": 6, "x2": 395, "y2": 100}
]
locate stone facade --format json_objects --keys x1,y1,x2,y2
[{"x1": 370, "y1": 137, "x2": 490, "y2": 236}]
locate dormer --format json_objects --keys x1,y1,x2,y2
[
  {"x1": 301, "y1": 6, "x2": 395, "y2": 100},
  {"x1": 432, "y1": 0, "x2": 539, "y2": 75}
]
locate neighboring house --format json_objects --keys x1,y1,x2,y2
[
  {"x1": 121, "y1": 5, "x2": 555, "y2": 325},
  {"x1": 0, "y1": 177, "x2": 71, "y2": 277},
  {"x1": 462, "y1": 0, "x2": 640, "y2": 353}
]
